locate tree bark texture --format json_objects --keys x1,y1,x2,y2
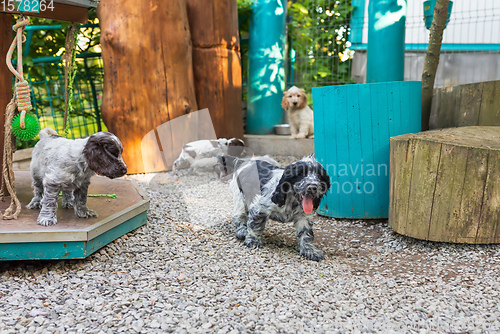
[
  {"x1": 98, "y1": 0, "x2": 198, "y2": 174},
  {"x1": 186, "y1": 0, "x2": 244, "y2": 140},
  {"x1": 421, "y1": 0, "x2": 449, "y2": 131},
  {"x1": 390, "y1": 126, "x2": 500, "y2": 244}
]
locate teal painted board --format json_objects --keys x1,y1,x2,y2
[
  {"x1": 0, "y1": 241, "x2": 86, "y2": 261},
  {"x1": 0, "y1": 212, "x2": 147, "y2": 261},
  {"x1": 85, "y1": 211, "x2": 148, "y2": 256},
  {"x1": 312, "y1": 81, "x2": 422, "y2": 218}
]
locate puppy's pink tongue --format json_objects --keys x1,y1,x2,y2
[{"x1": 302, "y1": 196, "x2": 314, "y2": 215}]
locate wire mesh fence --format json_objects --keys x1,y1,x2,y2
[
  {"x1": 349, "y1": 0, "x2": 500, "y2": 87},
  {"x1": 405, "y1": 0, "x2": 500, "y2": 88},
  {"x1": 285, "y1": 0, "x2": 355, "y2": 96},
  {"x1": 18, "y1": 55, "x2": 106, "y2": 149}
]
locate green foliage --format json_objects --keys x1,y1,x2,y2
[
  {"x1": 238, "y1": 0, "x2": 253, "y2": 101},
  {"x1": 13, "y1": 10, "x2": 105, "y2": 148},
  {"x1": 24, "y1": 10, "x2": 100, "y2": 59},
  {"x1": 238, "y1": 0, "x2": 253, "y2": 34},
  {"x1": 236, "y1": 0, "x2": 355, "y2": 102},
  {"x1": 287, "y1": 0, "x2": 355, "y2": 93}
]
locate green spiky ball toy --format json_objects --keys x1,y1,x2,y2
[{"x1": 11, "y1": 113, "x2": 40, "y2": 141}]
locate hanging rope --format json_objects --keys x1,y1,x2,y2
[
  {"x1": 63, "y1": 23, "x2": 79, "y2": 137},
  {"x1": 6, "y1": 18, "x2": 32, "y2": 128},
  {"x1": 1, "y1": 17, "x2": 31, "y2": 220}
]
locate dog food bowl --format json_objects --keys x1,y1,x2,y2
[{"x1": 274, "y1": 124, "x2": 291, "y2": 135}]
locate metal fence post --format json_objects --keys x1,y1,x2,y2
[
  {"x1": 246, "y1": 0, "x2": 287, "y2": 134},
  {"x1": 366, "y1": 0, "x2": 407, "y2": 82}
]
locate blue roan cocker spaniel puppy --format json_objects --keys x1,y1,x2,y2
[
  {"x1": 27, "y1": 128, "x2": 128, "y2": 226},
  {"x1": 226, "y1": 155, "x2": 331, "y2": 261}
]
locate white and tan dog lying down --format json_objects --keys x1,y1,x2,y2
[
  {"x1": 282, "y1": 86, "x2": 314, "y2": 139},
  {"x1": 172, "y1": 138, "x2": 278, "y2": 179},
  {"x1": 173, "y1": 138, "x2": 247, "y2": 171}
]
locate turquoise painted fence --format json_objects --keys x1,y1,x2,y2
[{"x1": 312, "y1": 81, "x2": 422, "y2": 218}]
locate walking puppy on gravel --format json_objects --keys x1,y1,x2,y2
[
  {"x1": 27, "y1": 128, "x2": 127, "y2": 226},
  {"x1": 226, "y1": 155, "x2": 331, "y2": 261}
]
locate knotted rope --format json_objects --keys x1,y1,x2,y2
[
  {"x1": 6, "y1": 18, "x2": 32, "y2": 129},
  {"x1": 1, "y1": 17, "x2": 31, "y2": 220}
]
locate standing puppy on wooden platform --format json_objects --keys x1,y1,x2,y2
[
  {"x1": 282, "y1": 86, "x2": 314, "y2": 139},
  {"x1": 27, "y1": 128, "x2": 128, "y2": 226}
]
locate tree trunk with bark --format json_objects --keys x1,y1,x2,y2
[
  {"x1": 421, "y1": 0, "x2": 449, "y2": 131},
  {"x1": 390, "y1": 126, "x2": 500, "y2": 244},
  {"x1": 98, "y1": 0, "x2": 198, "y2": 174},
  {"x1": 186, "y1": 0, "x2": 244, "y2": 140}
]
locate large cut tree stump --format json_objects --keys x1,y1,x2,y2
[
  {"x1": 186, "y1": 0, "x2": 244, "y2": 140},
  {"x1": 390, "y1": 126, "x2": 500, "y2": 244},
  {"x1": 98, "y1": 0, "x2": 198, "y2": 174}
]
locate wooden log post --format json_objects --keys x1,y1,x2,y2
[
  {"x1": 389, "y1": 126, "x2": 500, "y2": 244},
  {"x1": 186, "y1": 0, "x2": 244, "y2": 140},
  {"x1": 0, "y1": 14, "x2": 12, "y2": 193},
  {"x1": 98, "y1": 0, "x2": 198, "y2": 174}
]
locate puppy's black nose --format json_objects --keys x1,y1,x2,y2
[
  {"x1": 293, "y1": 101, "x2": 298, "y2": 105},
  {"x1": 121, "y1": 166, "x2": 128, "y2": 174},
  {"x1": 308, "y1": 185, "x2": 318, "y2": 193}
]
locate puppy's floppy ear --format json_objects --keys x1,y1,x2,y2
[
  {"x1": 83, "y1": 133, "x2": 118, "y2": 175},
  {"x1": 298, "y1": 89, "x2": 308, "y2": 109},
  {"x1": 281, "y1": 92, "x2": 289, "y2": 111},
  {"x1": 271, "y1": 162, "x2": 303, "y2": 206}
]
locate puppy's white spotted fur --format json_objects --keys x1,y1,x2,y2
[
  {"x1": 27, "y1": 128, "x2": 127, "y2": 226},
  {"x1": 228, "y1": 155, "x2": 331, "y2": 261}
]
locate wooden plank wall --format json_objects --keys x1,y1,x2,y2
[
  {"x1": 0, "y1": 14, "x2": 12, "y2": 191},
  {"x1": 429, "y1": 80, "x2": 500, "y2": 129}
]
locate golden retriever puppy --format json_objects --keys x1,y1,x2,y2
[{"x1": 281, "y1": 86, "x2": 314, "y2": 139}]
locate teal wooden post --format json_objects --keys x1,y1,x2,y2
[
  {"x1": 366, "y1": 0, "x2": 407, "y2": 82},
  {"x1": 312, "y1": 81, "x2": 421, "y2": 219},
  {"x1": 246, "y1": 0, "x2": 287, "y2": 134}
]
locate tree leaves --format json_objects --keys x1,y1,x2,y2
[{"x1": 287, "y1": 0, "x2": 355, "y2": 91}]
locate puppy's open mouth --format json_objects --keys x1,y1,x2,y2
[{"x1": 301, "y1": 195, "x2": 314, "y2": 215}]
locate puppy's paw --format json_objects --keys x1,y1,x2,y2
[
  {"x1": 299, "y1": 245, "x2": 324, "y2": 262},
  {"x1": 27, "y1": 199, "x2": 42, "y2": 210},
  {"x1": 235, "y1": 226, "x2": 248, "y2": 240},
  {"x1": 62, "y1": 201, "x2": 74, "y2": 209},
  {"x1": 244, "y1": 236, "x2": 262, "y2": 249},
  {"x1": 76, "y1": 207, "x2": 98, "y2": 218},
  {"x1": 295, "y1": 133, "x2": 306, "y2": 139},
  {"x1": 308, "y1": 134, "x2": 314, "y2": 139},
  {"x1": 37, "y1": 215, "x2": 57, "y2": 226}
]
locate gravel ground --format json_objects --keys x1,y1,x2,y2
[{"x1": 1, "y1": 155, "x2": 500, "y2": 333}]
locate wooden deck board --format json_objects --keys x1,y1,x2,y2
[{"x1": 0, "y1": 172, "x2": 149, "y2": 260}]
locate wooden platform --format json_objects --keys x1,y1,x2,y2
[
  {"x1": 390, "y1": 126, "x2": 500, "y2": 244},
  {"x1": 0, "y1": 171, "x2": 149, "y2": 261}
]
